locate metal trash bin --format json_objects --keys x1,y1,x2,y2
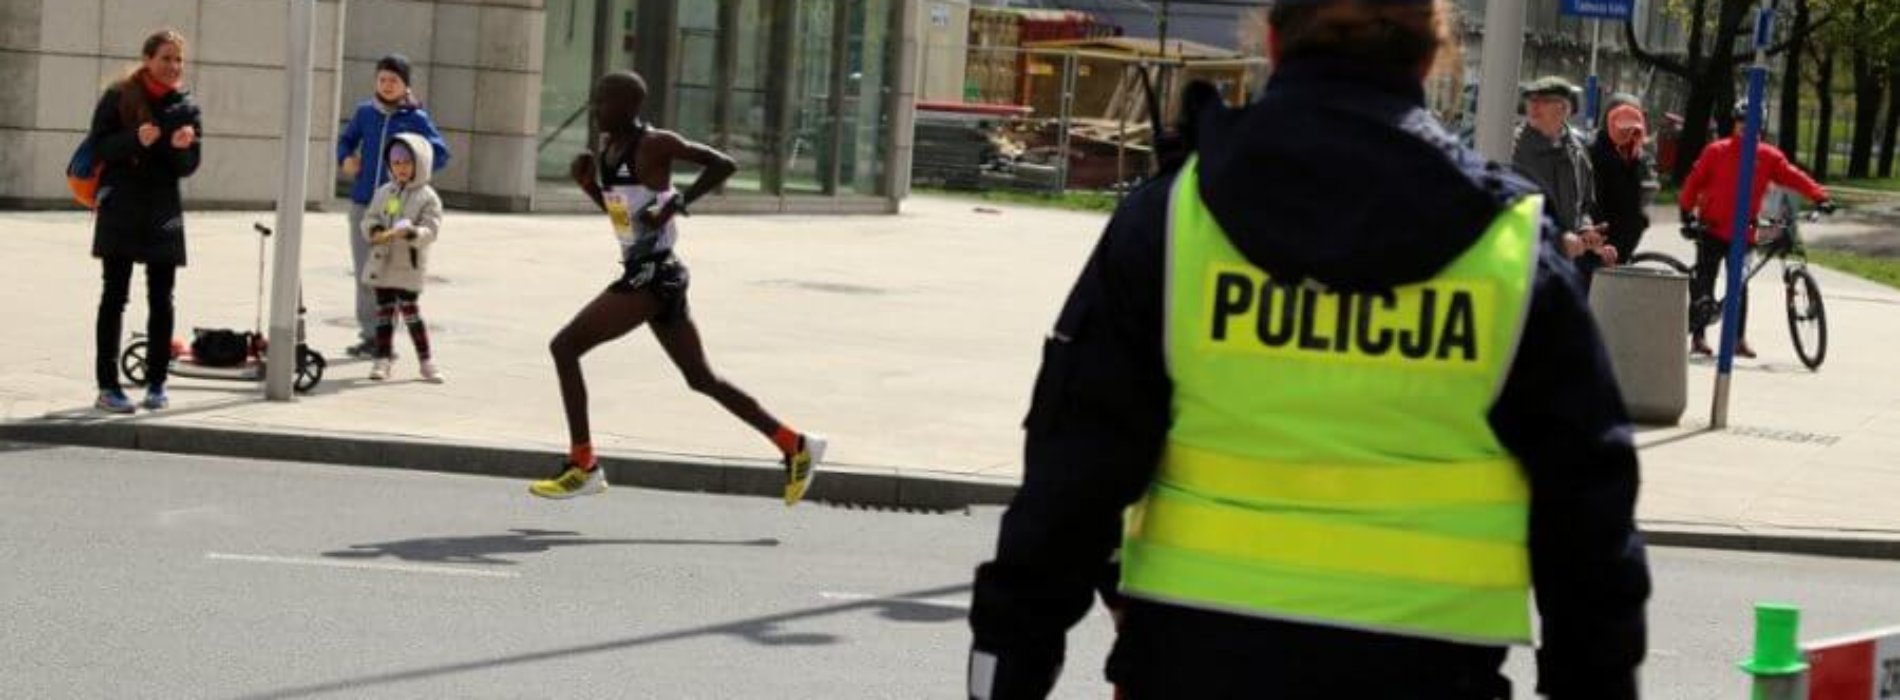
[{"x1": 1588, "y1": 265, "x2": 1690, "y2": 425}]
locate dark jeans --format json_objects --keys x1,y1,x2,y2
[
  {"x1": 96, "y1": 257, "x2": 176, "y2": 391},
  {"x1": 1690, "y1": 236, "x2": 1748, "y2": 339}
]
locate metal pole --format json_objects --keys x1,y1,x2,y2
[
  {"x1": 267, "y1": 0, "x2": 317, "y2": 400},
  {"x1": 1158, "y1": 0, "x2": 1169, "y2": 62},
  {"x1": 1474, "y1": 0, "x2": 1527, "y2": 162},
  {"x1": 1587, "y1": 19, "x2": 1602, "y2": 131},
  {"x1": 1714, "y1": 3, "x2": 1778, "y2": 429},
  {"x1": 1057, "y1": 49, "x2": 1077, "y2": 195}
]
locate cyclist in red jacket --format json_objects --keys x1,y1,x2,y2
[{"x1": 1678, "y1": 101, "x2": 1835, "y2": 357}]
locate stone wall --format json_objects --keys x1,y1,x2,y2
[
  {"x1": 0, "y1": 0, "x2": 343, "y2": 209},
  {"x1": 340, "y1": 0, "x2": 544, "y2": 212}
]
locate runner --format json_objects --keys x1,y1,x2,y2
[{"x1": 530, "y1": 71, "x2": 824, "y2": 506}]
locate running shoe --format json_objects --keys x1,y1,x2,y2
[
  {"x1": 96, "y1": 390, "x2": 135, "y2": 414},
  {"x1": 530, "y1": 461, "x2": 607, "y2": 499},
  {"x1": 141, "y1": 385, "x2": 169, "y2": 410},
  {"x1": 783, "y1": 434, "x2": 826, "y2": 507}
]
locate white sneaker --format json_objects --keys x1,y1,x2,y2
[
  {"x1": 420, "y1": 360, "x2": 445, "y2": 384},
  {"x1": 369, "y1": 358, "x2": 392, "y2": 381}
]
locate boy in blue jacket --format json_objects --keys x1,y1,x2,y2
[{"x1": 337, "y1": 53, "x2": 450, "y2": 358}]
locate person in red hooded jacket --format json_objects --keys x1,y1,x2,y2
[{"x1": 1678, "y1": 100, "x2": 1835, "y2": 357}]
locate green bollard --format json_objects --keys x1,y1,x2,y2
[{"x1": 1739, "y1": 603, "x2": 1808, "y2": 700}]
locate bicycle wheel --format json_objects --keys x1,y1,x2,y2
[
  {"x1": 1785, "y1": 267, "x2": 1828, "y2": 370},
  {"x1": 1628, "y1": 251, "x2": 1695, "y2": 275},
  {"x1": 120, "y1": 339, "x2": 149, "y2": 387},
  {"x1": 1628, "y1": 251, "x2": 1708, "y2": 331}
]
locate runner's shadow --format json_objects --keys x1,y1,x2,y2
[
  {"x1": 322, "y1": 528, "x2": 780, "y2": 566},
  {"x1": 233, "y1": 583, "x2": 973, "y2": 700}
]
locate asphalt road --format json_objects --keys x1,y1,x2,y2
[{"x1": 3, "y1": 444, "x2": 1899, "y2": 699}]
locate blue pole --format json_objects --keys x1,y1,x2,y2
[
  {"x1": 1714, "y1": 4, "x2": 1778, "y2": 428},
  {"x1": 1587, "y1": 20, "x2": 1602, "y2": 131},
  {"x1": 1586, "y1": 74, "x2": 1600, "y2": 131},
  {"x1": 1720, "y1": 68, "x2": 1767, "y2": 375}
]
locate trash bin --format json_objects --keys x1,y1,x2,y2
[{"x1": 1588, "y1": 265, "x2": 1690, "y2": 425}]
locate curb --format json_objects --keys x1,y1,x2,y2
[
  {"x1": 0, "y1": 421, "x2": 1019, "y2": 512},
  {"x1": 8, "y1": 420, "x2": 1900, "y2": 560},
  {"x1": 1639, "y1": 523, "x2": 1900, "y2": 562}
]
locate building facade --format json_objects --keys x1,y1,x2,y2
[{"x1": 1, "y1": 0, "x2": 919, "y2": 214}]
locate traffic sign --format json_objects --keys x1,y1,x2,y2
[{"x1": 1560, "y1": 0, "x2": 1635, "y2": 20}]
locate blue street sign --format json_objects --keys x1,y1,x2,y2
[{"x1": 1561, "y1": 0, "x2": 1636, "y2": 20}]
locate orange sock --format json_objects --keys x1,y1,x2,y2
[
  {"x1": 569, "y1": 443, "x2": 596, "y2": 470},
  {"x1": 770, "y1": 426, "x2": 801, "y2": 456}
]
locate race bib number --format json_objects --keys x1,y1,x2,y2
[{"x1": 604, "y1": 191, "x2": 636, "y2": 246}]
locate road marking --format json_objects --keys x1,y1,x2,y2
[
  {"x1": 157, "y1": 506, "x2": 239, "y2": 527},
  {"x1": 205, "y1": 552, "x2": 520, "y2": 579},
  {"x1": 819, "y1": 590, "x2": 970, "y2": 610}
]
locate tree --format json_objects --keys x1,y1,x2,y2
[
  {"x1": 1880, "y1": 50, "x2": 1900, "y2": 176},
  {"x1": 1626, "y1": 0, "x2": 1835, "y2": 182},
  {"x1": 1847, "y1": 0, "x2": 1884, "y2": 177},
  {"x1": 1779, "y1": 0, "x2": 1813, "y2": 156},
  {"x1": 1813, "y1": 43, "x2": 1839, "y2": 179}
]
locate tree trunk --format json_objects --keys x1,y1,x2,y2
[
  {"x1": 1849, "y1": 2, "x2": 1881, "y2": 178},
  {"x1": 1880, "y1": 67, "x2": 1900, "y2": 177},
  {"x1": 1778, "y1": 0, "x2": 1810, "y2": 156},
  {"x1": 1671, "y1": 0, "x2": 1755, "y2": 183},
  {"x1": 1816, "y1": 47, "x2": 1837, "y2": 181}
]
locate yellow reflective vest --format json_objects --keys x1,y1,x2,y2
[{"x1": 1120, "y1": 160, "x2": 1543, "y2": 645}]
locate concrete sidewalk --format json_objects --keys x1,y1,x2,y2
[{"x1": 3, "y1": 197, "x2": 1899, "y2": 553}]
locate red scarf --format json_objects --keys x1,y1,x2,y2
[{"x1": 139, "y1": 70, "x2": 177, "y2": 100}]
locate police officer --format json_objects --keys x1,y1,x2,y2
[{"x1": 968, "y1": 1, "x2": 1650, "y2": 698}]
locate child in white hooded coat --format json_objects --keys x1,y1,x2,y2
[{"x1": 360, "y1": 133, "x2": 445, "y2": 382}]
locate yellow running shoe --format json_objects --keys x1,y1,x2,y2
[
  {"x1": 783, "y1": 434, "x2": 825, "y2": 507},
  {"x1": 530, "y1": 461, "x2": 607, "y2": 499}
]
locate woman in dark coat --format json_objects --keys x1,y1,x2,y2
[
  {"x1": 89, "y1": 29, "x2": 203, "y2": 413},
  {"x1": 1590, "y1": 95, "x2": 1660, "y2": 264}
]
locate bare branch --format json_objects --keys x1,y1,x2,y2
[
  {"x1": 1624, "y1": 19, "x2": 1691, "y2": 76},
  {"x1": 1747, "y1": 12, "x2": 1839, "y2": 61}
]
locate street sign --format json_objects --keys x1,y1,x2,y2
[{"x1": 1560, "y1": 0, "x2": 1636, "y2": 20}]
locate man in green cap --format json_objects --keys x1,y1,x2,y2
[{"x1": 1514, "y1": 76, "x2": 1613, "y2": 276}]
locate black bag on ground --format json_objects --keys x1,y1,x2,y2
[{"x1": 190, "y1": 329, "x2": 251, "y2": 367}]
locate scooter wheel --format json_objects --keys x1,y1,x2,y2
[
  {"x1": 120, "y1": 339, "x2": 149, "y2": 387},
  {"x1": 294, "y1": 348, "x2": 326, "y2": 393}
]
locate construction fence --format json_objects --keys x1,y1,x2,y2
[{"x1": 913, "y1": 41, "x2": 1269, "y2": 195}]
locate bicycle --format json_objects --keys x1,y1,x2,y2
[{"x1": 1627, "y1": 200, "x2": 1829, "y2": 371}]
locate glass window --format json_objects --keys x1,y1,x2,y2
[
  {"x1": 843, "y1": 0, "x2": 894, "y2": 196},
  {"x1": 783, "y1": 0, "x2": 838, "y2": 194},
  {"x1": 669, "y1": 0, "x2": 775, "y2": 193},
  {"x1": 537, "y1": 0, "x2": 602, "y2": 181}
]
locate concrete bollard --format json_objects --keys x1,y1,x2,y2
[{"x1": 1588, "y1": 265, "x2": 1690, "y2": 425}]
